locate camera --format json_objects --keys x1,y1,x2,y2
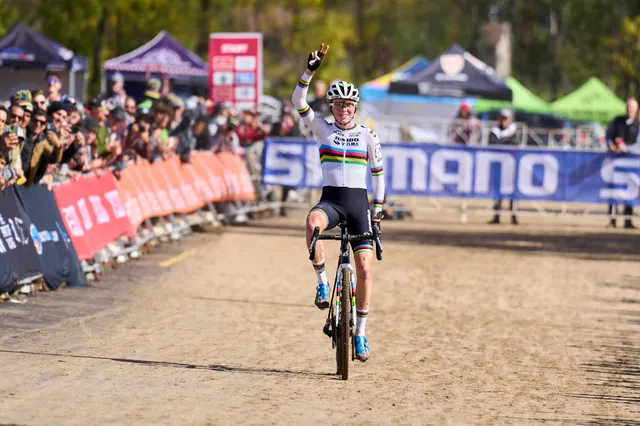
[
  {"x1": 46, "y1": 122, "x2": 56, "y2": 132},
  {"x1": 4, "y1": 124, "x2": 25, "y2": 140}
]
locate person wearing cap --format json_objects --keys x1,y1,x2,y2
[
  {"x1": 451, "y1": 101, "x2": 481, "y2": 144},
  {"x1": 144, "y1": 77, "x2": 162, "y2": 101},
  {"x1": 13, "y1": 90, "x2": 33, "y2": 128},
  {"x1": 488, "y1": 108, "x2": 519, "y2": 225},
  {"x1": 62, "y1": 96, "x2": 83, "y2": 127}
]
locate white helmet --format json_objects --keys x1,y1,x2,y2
[{"x1": 326, "y1": 80, "x2": 360, "y2": 103}]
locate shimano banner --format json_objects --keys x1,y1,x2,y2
[{"x1": 262, "y1": 139, "x2": 640, "y2": 204}]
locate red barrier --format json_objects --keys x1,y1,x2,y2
[
  {"x1": 53, "y1": 172, "x2": 133, "y2": 260},
  {"x1": 55, "y1": 153, "x2": 255, "y2": 259}
]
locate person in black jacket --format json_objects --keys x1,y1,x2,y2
[
  {"x1": 488, "y1": 109, "x2": 519, "y2": 225},
  {"x1": 605, "y1": 98, "x2": 638, "y2": 229}
]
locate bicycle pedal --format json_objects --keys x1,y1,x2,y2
[{"x1": 322, "y1": 322, "x2": 332, "y2": 338}]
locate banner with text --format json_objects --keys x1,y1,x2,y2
[
  {"x1": 0, "y1": 187, "x2": 44, "y2": 293},
  {"x1": 208, "y1": 32, "x2": 263, "y2": 111},
  {"x1": 262, "y1": 139, "x2": 640, "y2": 205},
  {"x1": 17, "y1": 185, "x2": 87, "y2": 290},
  {"x1": 53, "y1": 172, "x2": 132, "y2": 261}
]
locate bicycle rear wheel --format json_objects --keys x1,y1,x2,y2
[{"x1": 336, "y1": 269, "x2": 351, "y2": 380}]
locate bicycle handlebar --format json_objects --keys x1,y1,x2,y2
[{"x1": 309, "y1": 227, "x2": 383, "y2": 261}]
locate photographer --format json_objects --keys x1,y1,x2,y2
[
  {"x1": 172, "y1": 114, "x2": 210, "y2": 163},
  {"x1": 126, "y1": 109, "x2": 153, "y2": 162},
  {"x1": 26, "y1": 105, "x2": 65, "y2": 186},
  {"x1": 211, "y1": 117, "x2": 240, "y2": 155}
]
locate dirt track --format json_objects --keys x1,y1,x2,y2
[{"x1": 1, "y1": 213, "x2": 639, "y2": 425}]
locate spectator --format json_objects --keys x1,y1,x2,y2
[
  {"x1": 21, "y1": 107, "x2": 47, "y2": 179},
  {"x1": 308, "y1": 80, "x2": 331, "y2": 118},
  {"x1": 450, "y1": 101, "x2": 481, "y2": 144},
  {"x1": 488, "y1": 109, "x2": 518, "y2": 225},
  {"x1": 126, "y1": 108, "x2": 153, "y2": 161},
  {"x1": 109, "y1": 72, "x2": 127, "y2": 109},
  {"x1": 605, "y1": 97, "x2": 639, "y2": 229},
  {"x1": 269, "y1": 109, "x2": 303, "y2": 216},
  {"x1": 169, "y1": 94, "x2": 186, "y2": 131},
  {"x1": 27, "y1": 107, "x2": 64, "y2": 185},
  {"x1": 174, "y1": 115, "x2": 210, "y2": 162},
  {"x1": 86, "y1": 98, "x2": 109, "y2": 157},
  {"x1": 45, "y1": 71, "x2": 63, "y2": 104},
  {"x1": 13, "y1": 90, "x2": 33, "y2": 128},
  {"x1": 0, "y1": 122, "x2": 25, "y2": 185},
  {"x1": 62, "y1": 96, "x2": 83, "y2": 127},
  {"x1": 212, "y1": 117, "x2": 240, "y2": 155},
  {"x1": 9, "y1": 103, "x2": 25, "y2": 127},
  {"x1": 31, "y1": 90, "x2": 47, "y2": 111},
  {"x1": 236, "y1": 109, "x2": 269, "y2": 148},
  {"x1": 124, "y1": 96, "x2": 137, "y2": 125}
]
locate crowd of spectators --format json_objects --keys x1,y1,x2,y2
[{"x1": 0, "y1": 70, "x2": 311, "y2": 200}]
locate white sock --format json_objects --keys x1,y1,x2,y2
[
  {"x1": 356, "y1": 309, "x2": 368, "y2": 336},
  {"x1": 312, "y1": 260, "x2": 327, "y2": 285}
]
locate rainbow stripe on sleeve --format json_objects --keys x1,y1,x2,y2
[
  {"x1": 373, "y1": 198, "x2": 384, "y2": 209},
  {"x1": 319, "y1": 145, "x2": 368, "y2": 166},
  {"x1": 297, "y1": 105, "x2": 311, "y2": 118},
  {"x1": 298, "y1": 78, "x2": 310, "y2": 88},
  {"x1": 371, "y1": 165, "x2": 384, "y2": 176}
]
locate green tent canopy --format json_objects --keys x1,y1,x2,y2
[
  {"x1": 474, "y1": 77, "x2": 550, "y2": 113},
  {"x1": 550, "y1": 77, "x2": 626, "y2": 123}
]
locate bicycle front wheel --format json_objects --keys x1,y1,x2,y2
[{"x1": 337, "y1": 269, "x2": 351, "y2": 380}]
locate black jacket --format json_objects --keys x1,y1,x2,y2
[{"x1": 606, "y1": 115, "x2": 639, "y2": 146}]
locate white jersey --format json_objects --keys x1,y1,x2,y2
[{"x1": 292, "y1": 71, "x2": 385, "y2": 214}]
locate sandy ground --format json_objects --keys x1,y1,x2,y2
[{"x1": 0, "y1": 211, "x2": 639, "y2": 425}]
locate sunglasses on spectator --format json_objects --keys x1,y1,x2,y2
[
  {"x1": 330, "y1": 101, "x2": 357, "y2": 109},
  {"x1": 11, "y1": 112, "x2": 24, "y2": 120},
  {"x1": 46, "y1": 77, "x2": 60, "y2": 84},
  {"x1": 34, "y1": 118, "x2": 47, "y2": 126}
]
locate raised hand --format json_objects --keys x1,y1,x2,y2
[{"x1": 306, "y1": 43, "x2": 330, "y2": 73}]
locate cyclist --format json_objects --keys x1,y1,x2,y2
[{"x1": 292, "y1": 43, "x2": 385, "y2": 362}]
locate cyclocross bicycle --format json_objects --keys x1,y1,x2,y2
[{"x1": 308, "y1": 214, "x2": 383, "y2": 381}]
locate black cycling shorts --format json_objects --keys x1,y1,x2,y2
[{"x1": 310, "y1": 186, "x2": 373, "y2": 254}]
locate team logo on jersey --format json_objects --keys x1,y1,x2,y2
[{"x1": 374, "y1": 143, "x2": 382, "y2": 163}]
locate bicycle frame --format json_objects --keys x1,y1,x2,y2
[{"x1": 333, "y1": 226, "x2": 357, "y2": 337}]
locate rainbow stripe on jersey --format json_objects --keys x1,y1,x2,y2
[{"x1": 319, "y1": 145, "x2": 368, "y2": 166}]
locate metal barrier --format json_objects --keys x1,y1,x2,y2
[{"x1": 360, "y1": 114, "x2": 608, "y2": 150}]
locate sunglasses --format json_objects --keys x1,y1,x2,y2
[
  {"x1": 330, "y1": 101, "x2": 357, "y2": 109},
  {"x1": 35, "y1": 119, "x2": 47, "y2": 126},
  {"x1": 10, "y1": 113, "x2": 24, "y2": 120}
]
